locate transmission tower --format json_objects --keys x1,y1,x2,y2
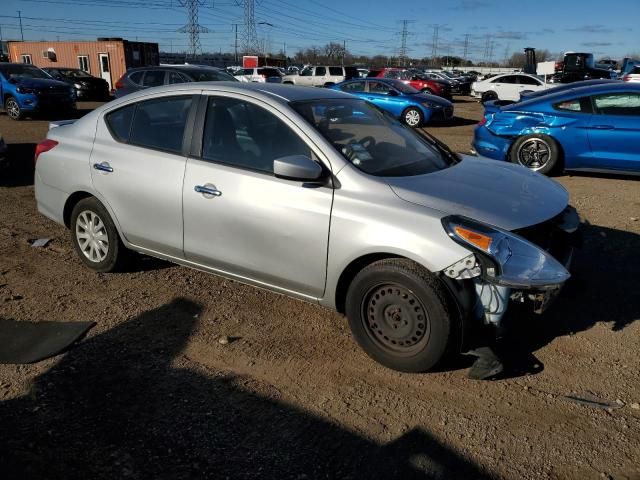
[
  {"x1": 236, "y1": 0, "x2": 260, "y2": 55},
  {"x1": 178, "y1": 0, "x2": 209, "y2": 58},
  {"x1": 462, "y1": 34, "x2": 469, "y2": 62},
  {"x1": 432, "y1": 25, "x2": 439, "y2": 59},
  {"x1": 398, "y1": 20, "x2": 409, "y2": 66}
]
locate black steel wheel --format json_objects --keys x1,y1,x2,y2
[
  {"x1": 345, "y1": 258, "x2": 457, "y2": 372},
  {"x1": 509, "y1": 134, "x2": 560, "y2": 175}
]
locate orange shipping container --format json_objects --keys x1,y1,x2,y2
[{"x1": 7, "y1": 38, "x2": 159, "y2": 91}]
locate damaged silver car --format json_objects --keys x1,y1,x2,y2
[{"x1": 34, "y1": 83, "x2": 579, "y2": 375}]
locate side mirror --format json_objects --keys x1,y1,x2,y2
[{"x1": 274, "y1": 155, "x2": 323, "y2": 181}]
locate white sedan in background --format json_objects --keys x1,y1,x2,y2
[{"x1": 471, "y1": 73, "x2": 551, "y2": 102}]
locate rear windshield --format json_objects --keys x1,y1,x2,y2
[{"x1": 291, "y1": 98, "x2": 456, "y2": 177}]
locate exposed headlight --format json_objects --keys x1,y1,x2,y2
[
  {"x1": 73, "y1": 83, "x2": 83, "y2": 89},
  {"x1": 442, "y1": 215, "x2": 570, "y2": 288},
  {"x1": 16, "y1": 86, "x2": 35, "y2": 94}
]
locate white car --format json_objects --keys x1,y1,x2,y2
[
  {"x1": 233, "y1": 67, "x2": 283, "y2": 83},
  {"x1": 622, "y1": 66, "x2": 640, "y2": 83},
  {"x1": 281, "y1": 66, "x2": 357, "y2": 87},
  {"x1": 471, "y1": 73, "x2": 551, "y2": 102}
]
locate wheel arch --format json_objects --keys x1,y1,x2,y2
[
  {"x1": 335, "y1": 253, "x2": 425, "y2": 314},
  {"x1": 63, "y1": 190, "x2": 129, "y2": 245}
]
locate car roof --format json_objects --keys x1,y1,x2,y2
[
  {"x1": 128, "y1": 64, "x2": 226, "y2": 72},
  {"x1": 109, "y1": 82, "x2": 352, "y2": 106},
  {"x1": 507, "y1": 82, "x2": 640, "y2": 109}
]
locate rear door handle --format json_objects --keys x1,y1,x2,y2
[
  {"x1": 591, "y1": 125, "x2": 614, "y2": 130},
  {"x1": 194, "y1": 184, "x2": 222, "y2": 197},
  {"x1": 93, "y1": 162, "x2": 113, "y2": 173}
]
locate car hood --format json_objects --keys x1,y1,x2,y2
[
  {"x1": 13, "y1": 77, "x2": 70, "y2": 90},
  {"x1": 410, "y1": 93, "x2": 452, "y2": 107},
  {"x1": 385, "y1": 156, "x2": 569, "y2": 231}
]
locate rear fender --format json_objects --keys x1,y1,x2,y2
[{"x1": 487, "y1": 112, "x2": 575, "y2": 137}]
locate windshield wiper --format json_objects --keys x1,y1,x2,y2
[{"x1": 416, "y1": 129, "x2": 461, "y2": 164}]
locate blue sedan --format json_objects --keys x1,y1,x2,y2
[
  {"x1": 329, "y1": 78, "x2": 453, "y2": 127},
  {"x1": 473, "y1": 82, "x2": 640, "y2": 175}
]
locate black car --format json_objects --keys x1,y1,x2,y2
[
  {"x1": 553, "y1": 53, "x2": 617, "y2": 84},
  {"x1": 114, "y1": 65, "x2": 237, "y2": 98},
  {"x1": 43, "y1": 68, "x2": 110, "y2": 101}
]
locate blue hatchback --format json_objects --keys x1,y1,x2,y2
[
  {"x1": 0, "y1": 63, "x2": 75, "y2": 120},
  {"x1": 329, "y1": 78, "x2": 453, "y2": 127},
  {"x1": 473, "y1": 82, "x2": 640, "y2": 175}
]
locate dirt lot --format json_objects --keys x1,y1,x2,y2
[{"x1": 0, "y1": 99, "x2": 639, "y2": 480}]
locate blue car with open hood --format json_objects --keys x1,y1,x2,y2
[
  {"x1": 330, "y1": 78, "x2": 453, "y2": 127},
  {"x1": 473, "y1": 82, "x2": 640, "y2": 175}
]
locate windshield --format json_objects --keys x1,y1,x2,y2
[
  {"x1": 291, "y1": 99, "x2": 456, "y2": 177},
  {"x1": 186, "y1": 69, "x2": 237, "y2": 82},
  {"x1": 0, "y1": 64, "x2": 51, "y2": 80},
  {"x1": 59, "y1": 69, "x2": 92, "y2": 78}
]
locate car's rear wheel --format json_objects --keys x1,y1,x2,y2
[
  {"x1": 402, "y1": 107, "x2": 424, "y2": 128},
  {"x1": 5, "y1": 97, "x2": 23, "y2": 120},
  {"x1": 345, "y1": 259, "x2": 456, "y2": 372},
  {"x1": 510, "y1": 134, "x2": 560, "y2": 175},
  {"x1": 481, "y1": 91, "x2": 498, "y2": 102},
  {"x1": 70, "y1": 197, "x2": 125, "y2": 272}
]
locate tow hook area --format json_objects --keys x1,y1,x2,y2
[{"x1": 474, "y1": 279, "x2": 510, "y2": 326}]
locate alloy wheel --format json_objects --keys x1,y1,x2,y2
[
  {"x1": 517, "y1": 138, "x2": 551, "y2": 171},
  {"x1": 75, "y1": 210, "x2": 109, "y2": 263},
  {"x1": 6, "y1": 99, "x2": 20, "y2": 119},
  {"x1": 404, "y1": 109, "x2": 421, "y2": 127},
  {"x1": 362, "y1": 283, "x2": 430, "y2": 356}
]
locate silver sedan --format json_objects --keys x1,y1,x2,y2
[{"x1": 34, "y1": 82, "x2": 579, "y2": 374}]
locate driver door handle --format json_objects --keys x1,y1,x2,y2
[
  {"x1": 93, "y1": 162, "x2": 113, "y2": 173},
  {"x1": 194, "y1": 185, "x2": 222, "y2": 197}
]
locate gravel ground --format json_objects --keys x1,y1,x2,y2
[{"x1": 0, "y1": 99, "x2": 639, "y2": 480}]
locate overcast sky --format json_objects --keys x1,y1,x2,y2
[{"x1": 2, "y1": 0, "x2": 638, "y2": 61}]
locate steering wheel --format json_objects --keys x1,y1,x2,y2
[{"x1": 356, "y1": 136, "x2": 376, "y2": 150}]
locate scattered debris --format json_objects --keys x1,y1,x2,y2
[
  {"x1": 630, "y1": 403, "x2": 640, "y2": 410},
  {"x1": 30, "y1": 238, "x2": 52, "y2": 248},
  {"x1": 630, "y1": 217, "x2": 638, "y2": 222},
  {"x1": 218, "y1": 336, "x2": 230, "y2": 345}
]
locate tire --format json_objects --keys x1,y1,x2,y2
[
  {"x1": 283, "y1": 81, "x2": 294, "y2": 85},
  {"x1": 402, "y1": 107, "x2": 424, "y2": 128},
  {"x1": 5, "y1": 97, "x2": 23, "y2": 120},
  {"x1": 481, "y1": 91, "x2": 498, "y2": 103},
  {"x1": 323, "y1": 82, "x2": 335, "y2": 87},
  {"x1": 345, "y1": 258, "x2": 456, "y2": 372},
  {"x1": 422, "y1": 88, "x2": 435, "y2": 95},
  {"x1": 70, "y1": 197, "x2": 125, "y2": 273},
  {"x1": 509, "y1": 134, "x2": 560, "y2": 175}
]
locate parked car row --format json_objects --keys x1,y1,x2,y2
[{"x1": 34, "y1": 82, "x2": 580, "y2": 376}]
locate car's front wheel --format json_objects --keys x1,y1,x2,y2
[
  {"x1": 70, "y1": 197, "x2": 125, "y2": 272},
  {"x1": 510, "y1": 134, "x2": 560, "y2": 175},
  {"x1": 345, "y1": 259, "x2": 456, "y2": 372},
  {"x1": 5, "y1": 97, "x2": 23, "y2": 120},
  {"x1": 402, "y1": 107, "x2": 424, "y2": 128}
]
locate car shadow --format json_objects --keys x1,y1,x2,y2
[
  {"x1": 496, "y1": 222, "x2": 640, "y2": 379},
  {"x1": 427, "y1": 117, "x2": 479, "y2": 128},
  {"x1": 0, "y1": 143, "x2": 36, "y2": 188},
  {"x1": 0, "y1": 298, "x2": 493, "y2": 480}
]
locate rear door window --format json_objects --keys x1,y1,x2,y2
[
  {"x1": 518, "y1": 75, "x2": 542, "y2": 86},
  {"x1": 128, "y1": 96, "x2": 194, "y2": 153},
  {"x1": 341, "y1": 81, "x2": 365, "y2": 92},
  {"x1": 142, "y1": 70, "x2": 166, "y2": 87},
  {"x1": 167, "y1": 71, "x2": 188, "y2": 84},
  {"x1": 315, "y1": 67, "x2": 326, "y2": 76},
  {"x1": 594, "y1": 93, "x2": 640, "y2": 116},
  {"x1": 329, "y1": 67, "x2": 343, "y2": 76},
  {"x1": 105, "y1": 104, "x2": 136, "y2": 142},
  {"x1": 494, "y1": 75, "x2": 518, "y2": 84},
  {"x1": 554, "y1": 97, "x2": 592, "y2": 113}
]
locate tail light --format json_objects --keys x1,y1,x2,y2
[
  {"x1": 115, "y1": 76, "x2": 125, "y2": 89},
  {"x1": 622, "y1": 75, "x2": 631, "y2": 82},
  {"x1": 478, "y1": 117, "x2": 487, "y2": 126},
  {"x1": 34, "y1": 139, "x2": 58, "y2": 164}
]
